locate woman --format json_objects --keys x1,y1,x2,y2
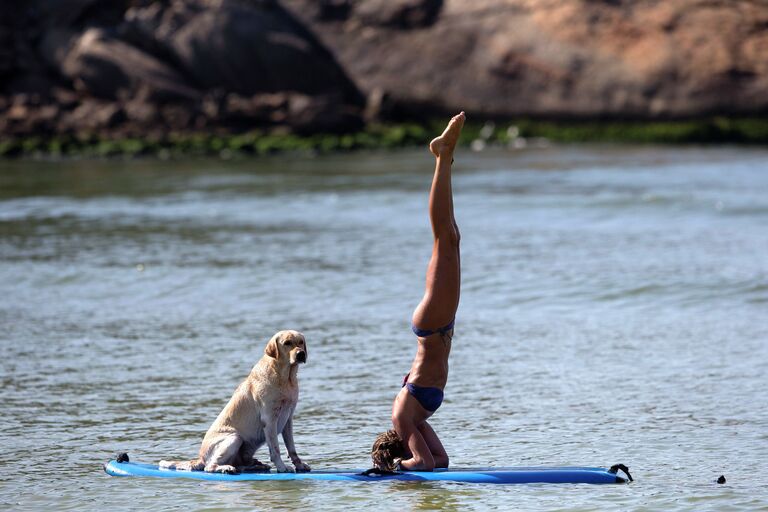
[{"x1": 371, "y1": 112, "x2": 465, "y2": 472}]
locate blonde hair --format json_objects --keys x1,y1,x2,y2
[{"x1": 371, "y1": 429, "x2": 406, "y2": 472}]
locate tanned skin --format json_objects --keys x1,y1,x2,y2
[{"x1": 391, "y1": 112, "x2": 465, "y2": 471}]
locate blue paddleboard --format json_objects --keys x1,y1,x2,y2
[{"x1": 104, "y1": 459, "x2": 630, "y2": 484}]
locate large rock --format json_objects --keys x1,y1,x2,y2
[
  {"x1": 282, "y1": 0, "x2": 768, "y2": 119},
  {"x1": 41, "y1": 27, "x2": 200, "y2": 102},
  {"x1": 3, "y1": 0, "x2": 366, "y2": 135},
  {"x1": 121, "y1": 0, "x2": 364, "y2": 104},
  {"x1": 356, "y1": 0, "x2": 444, "y2": 29}
]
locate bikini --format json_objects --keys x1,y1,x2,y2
[
  {"x1": 402, "y1": 319, "x2": 455, "y2": 412},
  {"x1": 411, "y1": 319, "x2": 454, "y2": 339}
]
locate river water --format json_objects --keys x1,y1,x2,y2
[{"x1": 1, "y1": 146, "x2": 767, "y2": 510}]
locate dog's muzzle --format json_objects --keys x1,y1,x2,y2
[{"x1": 296, "y1": 350, "x2": 307, "y2": 363}]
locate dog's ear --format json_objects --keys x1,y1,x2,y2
[{"x1": 265, "y1": 335, "x2": 279, "y2": 359}]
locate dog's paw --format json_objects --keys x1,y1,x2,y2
[
  {"x1": 294, "y1": 462, "x2": 311, "y2": 473},
  {"x1": 241, "y1": 462, "x2": 271, "y2": 473},
  {"x1": 275, "y1": 464, "x2": 294, "y2": 473},
  {"x1": 215, "y1": 465, "x2": 238, "y2": 475},
  {"x1": 251, "y1": 458, "x2": 269, "y2": 468}
]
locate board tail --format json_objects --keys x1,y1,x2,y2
[{"x1": 159, "y1": 458, "x2": 204, "y2": 471}]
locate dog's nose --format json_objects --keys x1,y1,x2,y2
[{"x1": 297, "y1": 350, "x2": 306, "y2": 363}]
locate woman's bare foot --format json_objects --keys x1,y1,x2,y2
[{"x1": 429, "y1": 111, "x2": 466, "y2": 159}]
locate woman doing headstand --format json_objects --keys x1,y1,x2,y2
[{"x1": 371, "y1": 112, "x2": 465, "y2": 472}]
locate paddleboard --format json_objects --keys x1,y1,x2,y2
[{"x1": 104, "y1": 458, "x2": 630, "y2": 484}]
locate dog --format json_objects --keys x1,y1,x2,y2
[{"x1": 159, "y1": 330, "x2": 311, "y2": 474}]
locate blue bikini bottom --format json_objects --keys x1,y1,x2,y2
[{"x1": 402, "y1": 374, "x2": 443, "y2": 412}]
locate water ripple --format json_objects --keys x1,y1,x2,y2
[{"x1": 1, "y1": 147, "x2": 767, "y2": 510}]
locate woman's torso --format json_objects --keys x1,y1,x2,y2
[{"x1": 407, "y1": 334, "x2": 452, "y2": 389}]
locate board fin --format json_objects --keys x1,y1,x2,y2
[{"x1": 607, "y1": 463, "x2": 632, "y2": 482}]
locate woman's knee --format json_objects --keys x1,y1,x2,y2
[{"x1": 436, "y1": 227, "x2": 460, "y2": 247}]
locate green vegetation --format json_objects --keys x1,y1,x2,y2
[
  {"x1": 2, "y1": 118, "x2": 768, "y2": 159},
  {"x1": 509, "y1": 118, "x2": 768, "y2": 144}
]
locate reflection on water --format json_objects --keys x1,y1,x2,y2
[{"x1": 1, "y1": 146, "x2": 767, "y2": 510}]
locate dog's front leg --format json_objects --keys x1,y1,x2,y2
[
  {"x1": 282, "y1": 416, "x2": 310, "y2": 473},
  {"x1": 264, "y1": 419, "x2": 291, "y2": 472}
]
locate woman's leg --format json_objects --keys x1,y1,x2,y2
[
  {"x1": 418, "y1": 421, "x2": 449, "y2": 468},
  {"x1": 412, "y1": 112, "x2": 465, "y2": 331},
  {"x1": 392, "y1": 387, "x2": 434, "y2": 470},
  {"x1": 390, "y1": 413, "x2": 448, "y2": 471}
]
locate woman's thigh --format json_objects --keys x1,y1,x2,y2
[
  {"x1": 412, "y1": 239, "x2": 460, "y2": 328},
  {"x1": 417, "y1": 421, "x2": 447, "y2": 459}
]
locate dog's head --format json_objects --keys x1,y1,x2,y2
[{"x1": 265, "y1": 330, "x2": 307, "y2": 366}]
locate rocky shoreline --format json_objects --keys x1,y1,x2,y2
[
  {"x1": 2, "y1": 0, "x2": 767, "y2": 157},
  {"x1": 1, "y1": 0, "x2": 365, "y2": 145}
]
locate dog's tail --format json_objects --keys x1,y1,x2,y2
[{"x1": 159, "y1": 458, "x2": 204, "y2": 471}]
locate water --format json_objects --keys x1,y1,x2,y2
[{"x1": 1, "y1": 146, "x2": 767, "y2": 510}]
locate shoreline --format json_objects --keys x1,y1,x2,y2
[{"x1": 2, "y1": 118, "x2": 767, "y2": 159}]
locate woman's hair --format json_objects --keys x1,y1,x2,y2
[{"x1": 371, "y1": 429, "x2": 406, "y2": 472}]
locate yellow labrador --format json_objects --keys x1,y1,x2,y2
[{"x1": 159, "y1": 330, "x2": 310, "y2": 474}]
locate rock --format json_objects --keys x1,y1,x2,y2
[
  {"x1": 198, "y1": 91, "x2": 362, "y2": 132},
  {"x1": 316, "y1": 0, "x2": 354, "y2": 21},
  {"x1": 4, "y1": 0, "x2": 366, "y2": 137},
  {"x1": 355, "y1": 0, "x2": 444, "y2": 29},
  {"x1": 1, "y1": 1, "x2": 63, "y2": 97},
  {"x1": 123, "y1": 98, "x2": 160, "y2": 125},
  {"x1": 36, "y1": 104, "x2": 60, "y2": 125},
  {"x1": 6, "y1": 0, "x2": 767, "y2": 144},
  {"x1": 43, "y1": 28, "x2": 200, "y2": 102},
  {"x1": 364, "y1": 87, "x2": 391, "y2": 122},
  {"x1": 276, "y1": 0, "x2": 352, "y2": 21},
  {"x1": 1, "y1": 94, "x2": 61, "y2": 135},
  {"x1": 160, "y1": 104, "x2": 194, "y2": 129},
  {"x1": 122, "y1": 0, "x2": 364, "y2": 105},
  {"x1": 59, "y1": 99, "x2": 125, "y2": 132},
  {"x1": 32, "y1": 0, "x2": 123, "y2": 30},
  {"x1": 223, "y1": 93, "x2": 286, "y2": 123},
  {"x1": 285, "y1": 93, "x2": 363, "y2": 133},
  {"x1": 0, "y1": 19, "x2": 14, "y2": 78},
  {"x1": 51, "y1": 87, "x2": 80, "y2": 110},
  {"x1": 282, "y1": 0, "x2": 768, "y2": 119},
  {"x1": 7, "y1": 102, "x2": 29, "y2": 122},
  {"x1": 116, "y1": 0, "x2": 365, "y2": 131}
]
